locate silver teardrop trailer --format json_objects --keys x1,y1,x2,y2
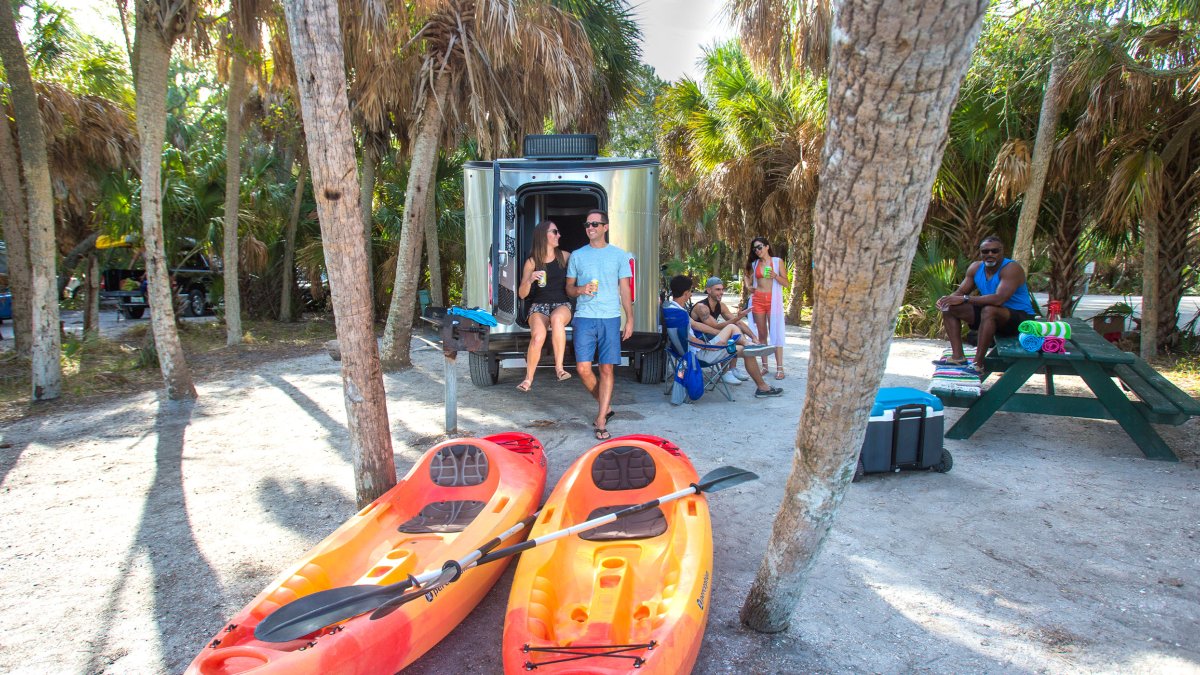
[{"x1": 462, "y1": 135, "x2": 667, "y2": 387}]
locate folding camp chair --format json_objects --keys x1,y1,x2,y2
[{"x1": 662, "y1": 305, "x2": 738, "y2": 401}]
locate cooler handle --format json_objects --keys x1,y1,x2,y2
[{"x1": 890, "y1": 403, "x2": 927, "y2": 470}]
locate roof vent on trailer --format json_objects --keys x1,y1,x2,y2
[{"x1": 523, "y1": 134, "x2": 598, "y2": 160}]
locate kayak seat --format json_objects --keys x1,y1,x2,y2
[
  {"x1": 578, "y1": 504, "x2": 667, "y2": 541},
  {"x1": 398, "y1": 500, "x2": 486, "y2": 534},
  {"x1": 396, "y1": 444, "x2": 491, "y2": 533},
  {"x1": 429, "y1": 444, "x2": 489, "y2": 487},
  {"x1": 591, "y1": 446, "x2": 656, "y2": 491}
]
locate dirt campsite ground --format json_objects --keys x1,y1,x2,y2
[{"x1": 0, "y1": 323, "x2": 1197, "y2": 674}]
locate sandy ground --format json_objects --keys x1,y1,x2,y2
[{"x1": 1, "y1": 325, "x2": 1198, "y2": 674}]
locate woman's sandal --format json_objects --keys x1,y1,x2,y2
[
  {"x1": 556, "y1": 369, "x2": 572, "y2": 381},
  {"x1": 593, "y1": 427, "x2": 611, "y2": 440},
  {"x1": 775, "y1": 366, "x2": 786, "y2": 380},
  {"x1": 516, "y1": 380, "x2": 532, "y2": 392}
]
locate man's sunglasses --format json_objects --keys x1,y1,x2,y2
[
  {"x1": 585, "y1": 221, "x2": 607, "y2": 227},
  {"x1": 979, "y1": 247, "x2": 1001, "y2": 255}
]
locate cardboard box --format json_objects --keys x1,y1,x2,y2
[{"x1": 1092, "y1": 315, "x2": 1126, "y2": 335}]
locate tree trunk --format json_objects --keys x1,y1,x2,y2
[
  {"x1": 1046, "y1": 192, "x2": 1082, "y2": 315},
  {"x1": 0, "y1": 96, "x2": 32, "y2": 356},
  {"x1": 739, "y1": 0, "x2": 988, "y2": 633},
  {"x1": 1011, "y1": 54, "x2": 1064, "y2": 270},
  {"x1": 280, "y1": 153, "x2": 307, "y2": 322},
  {"x1": 135, "y1": 22, "x2": 197, "y2": 400},
  {"x1": 223, "y1": 51, "x2": 249, "y2": 346},
  {"x1": 0, "y1": 1, "x2": 61, "y2": 399},
  {"x1": 424, "y1": 184, "x2": 444, "y2": 307},
  {"x1": 359, "y1": 140, "x2": 377, "y2": 317},
  {"x1": 1139, "y1": 217, "x2": 1159, "y2": 360},
  {"x1": 1154, "y1": 201, "x2": 1191, "y2": 352},
  {"x1": 84, "y1": 254, "x2": 100, "y2": 337},
  {"x1": 58, "y1": 232, "x2": 99, "y2": 297},
  {"x1": 786, "y1": 213, "x2": 813, "y2": 324},
  {"x1": 284, "y1": 0, "x2": 397, "y2": 507},
  {"x1": 380, "y1": 71, "x2": 450, "y2": 367}
]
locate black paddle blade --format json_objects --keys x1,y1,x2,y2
[
  {"x1": 369, "y1": 566, "x2": 458, "y2": 621},
  {"x1": 696, "y1": 465, "x2": 759, "y2": 493},
  {"x1": 255, "y1": 581, "x2": 411, "y2": 643}
]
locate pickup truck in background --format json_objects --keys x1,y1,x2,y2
[{"x1": 101, "y1": 246, "x2": 218, "y2": 319}]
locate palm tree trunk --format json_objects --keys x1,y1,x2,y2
[
  {"x1": 135, "y1": 22, "x2": 196, "y2": 400},
  {"x1": 424, "y1": 185, "x2": 444, "y2": 307},
  {"x1": 84, "y1": 254, "x2": 100, "y2": 337},
  {"x1": 223, "y1": 51, "x2": 249, "y2": 346},
  {"x1": 280, "y1": 153, "x2": 307, "y2": 322},
  {"x1": 1046, "y1": 192, "x2": 1082, "y2": 315},
  {"x1": 380, "y1": 70, "x2": 450, "y2": 367},
  {"x1": 0, "y1": 98, "x2": 32, "y2": 357},
  {"x1": 1139, "y1": 217, "x2": 1159, "y2": 359},
  {"x1": 359, "y1": 140, "x2": 377, "y2": 317},
  {"x1": 1012, "y1": 54, "x2": 1065, "y2": 269},
  {"x1": 284, "y1": 0, "x2": 396, "y2": 507},
  {"x1": 0, "y1": 1, "x2": 61, "y2": 399},
  {"x1": 1154, "y1": 202, "x2": 1191, "y2": 352},
  {"x1": 786, "y1": 213, "x2": 813, "y2": 324},
  {"x1": 739, "y1": 0, "x2": 988, "y2": 633}
]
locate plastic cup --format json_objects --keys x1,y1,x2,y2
[{"x1": 762, "y1": 266, "x2": 772, "y2": 278}]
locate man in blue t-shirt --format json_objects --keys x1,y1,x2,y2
[
  {"x1": 935, "y1": 235, "x2": 1035, "y2": 377},
  {"x1": 566, "y1": 209, "x2": 633, "y2": 441}
]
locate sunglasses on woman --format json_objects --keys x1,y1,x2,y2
[
  {"x1": 548, "y1": 229, "x2": 559, "y2": 235},
  {"x1": 754, "y1": 244, "x2": 766, "y2": 251}
]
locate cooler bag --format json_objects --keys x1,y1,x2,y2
[{"x1": 854, "y1": 387, "x2": 952, "y2": 481}]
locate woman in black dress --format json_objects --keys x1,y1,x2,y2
[{"x1": 516, "y1": 220, "x2": 573, "y2": 391}]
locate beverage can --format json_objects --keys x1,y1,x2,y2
[
  {"x1": 762, "y1": 266, "x2": 772, "y2": 278},
  {"x1": 537, "y1": 271, "x2": 546, "y2": 287},
  {"x1": 590, "y1": 279, "x2": 599, "y2": 293}
]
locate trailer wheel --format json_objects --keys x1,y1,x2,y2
[
  {"x1": 933, "y1": 448, "x2": 953, "y2": 473},
  {"x1": 637, "y1": 348, "x2": 666, "y2": 384},
  {"x1": 469, "y1": 352, "x2": 499, "y2": 387}
]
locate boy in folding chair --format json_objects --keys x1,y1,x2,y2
[{"x1": 666, "y1": 276, "x2": 783, "y2": 399}]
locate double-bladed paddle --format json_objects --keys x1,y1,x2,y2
[{"x1": 255, "y1": 465, "x2": 758, "y2": 642}]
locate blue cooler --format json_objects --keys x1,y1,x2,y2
[{"x1": 854, "y1": 387, "x2": 951, "y2": 480}]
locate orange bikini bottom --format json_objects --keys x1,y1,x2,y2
[{"x1": 752, "y1": 292, "x2": 772, "y2": 314}]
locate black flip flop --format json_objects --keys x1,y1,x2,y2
[
  {"x1": 593, "y1": 427, "x2": 611, "y2": 440},
  {"x1": 605, "y1": 410, "x2": 615, "y2": 422}
]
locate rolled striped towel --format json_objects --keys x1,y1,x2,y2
[
  {"x1": 1018, "y1": 333, "x2": 1045, "y2": 352},
  {"x1": 1041, "y1": 336, "x2": 1066, "y2": 354},
  {"x1": 1018, "y1": 320, "x2": 1072, "y2": 338}
]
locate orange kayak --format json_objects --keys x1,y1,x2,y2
[
  {"x1": 502, "y1": 434, "x2": 712, "y2": 674},
  {"x1": 187, "y1": 432, "x2": 547, "y2": 675}
]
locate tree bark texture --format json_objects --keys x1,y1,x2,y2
[
  {"x1": 359, "y1": 139, "x2": 377, "y2": 317},
  {"x1": 280, "y1": 154, "x2": 307, "y2": 322},
  {"x1": 135, "y1": 23, "x2": 197, "y2": 400},
  {"x1": 380, "y1": 71, "x2": 450, "y2": 367},
  {"x1": 1012, "y1": 54, "x2": 1064, "y2": 270},
  {"x1": 284, "y1": 0, "x2": 397, "y2": 507},
  {"x1": 0, "y1": 99, "x2": 32, "y2": 356},
  {"x1": 1139, "y1": 216, "x2": 1159, "y2": 359},
  {"x1": 739, "y1": 0, "x2": 988, "y2": 633},
  {"x1": 223, "y1": 51, "x2": 249, "y2": 346},
  {"x1": 84, "y1": 254, "x2": 100, "y2": 336},
  {"x1": 0, "y1": 0, "x2": 61, "y2": 399},
  {"x1": 1046, "y1": 191, "x2": 1083, "y2": 315},
  {"x1": 785, "y1": 212, "x2": 813, "y2": 323},
  {"x1": 424, "y1": 182, "x2": 444, "y2": 307}
]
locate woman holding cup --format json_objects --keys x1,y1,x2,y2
[
  {"x1": 746, "y1": 236, "x2": 786, "y2": 380},
  {"x1": 516, "y1": 220, "x2": 573, "y2": 391}
]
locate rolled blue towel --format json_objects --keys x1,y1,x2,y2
[{"x1": 1019, "y1": 333, "x2": 1044, "y2": 352}]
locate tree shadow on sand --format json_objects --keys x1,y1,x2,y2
[{"x1": 84, "y1": 398, "x2": 224, "y2": 674}]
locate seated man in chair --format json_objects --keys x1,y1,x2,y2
[
  {"x1": 667, "y1": 275, "x2": 782, "y2": 398},
  {"x1": 691, "y1": 276, "x2": 756, "y2": 383}
]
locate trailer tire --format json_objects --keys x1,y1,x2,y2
[
  {"x1": 469, "y1": 352, "x2": 499, "y2": 387},
  {"x1": 637, "y1": 348, "x2": 666, "y2": 384}
]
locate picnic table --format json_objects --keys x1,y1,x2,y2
[{"x1": 936, "y1": 317, "x2": 1200, "y2": 462}]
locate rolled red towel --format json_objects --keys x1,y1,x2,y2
[{"x1": 1041, "y1": 336, "x2": 1066, "y2": 354}]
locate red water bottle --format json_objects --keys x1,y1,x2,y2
[{"x1": 1048, "y1": 300, "x2": 1062, "y2": 321}]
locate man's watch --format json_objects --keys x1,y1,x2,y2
[{"x1": 962, "y1": 295, "x2": 971, "y2": 304}]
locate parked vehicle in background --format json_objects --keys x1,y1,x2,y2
[
  {"x1": 99, "y1": 237, "x2": 218, "y2": 318},
  {"x1": 462, "y1": 134, "x2": 666, "y2": 387}
]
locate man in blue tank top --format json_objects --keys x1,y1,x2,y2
[{"x1": 935, "y1": 236, "x2": 1035, "y2": 377}]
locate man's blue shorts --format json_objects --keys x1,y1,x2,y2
[{"x1": 572, "y1": 316, "x2": 622, "y2": 365}]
